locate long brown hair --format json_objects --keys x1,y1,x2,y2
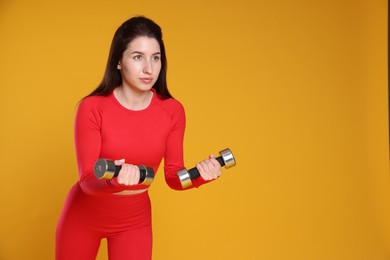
[{"x1": 86, "y1": 16, "x2": 172, "y2": 99}]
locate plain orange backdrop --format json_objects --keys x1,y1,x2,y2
[{"x1": 0, "y1": 0, "x2": 389, "y2": 259}]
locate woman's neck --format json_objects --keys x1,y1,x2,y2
[{"x1": 114, "y1": 86, "x2": 153, "y2": 110}]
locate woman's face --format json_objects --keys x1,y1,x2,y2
[{"x1": 118, "y1": 36, "x2": 161, "y2": 92}]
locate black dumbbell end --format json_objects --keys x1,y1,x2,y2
[
  {"x1": 138, "y1": 165, "x2": 155, "y2": 185},
  {"x1": 177, "y1": 168, "x2": 193, "y2": 189},
  {"x1": 220, "y1": 148, "x2": 236, "y2": 169},
  {"x1": 94, "y1": 159, "x2": 121, "y2": 179}
]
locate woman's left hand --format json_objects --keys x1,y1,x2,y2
[{"x1": 196, "y1": 154, "x2": 222, "y2": 181}]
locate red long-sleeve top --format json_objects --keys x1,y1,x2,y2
[{"x1": 74, "y1": 88, "x2": 208, "y2": 195}]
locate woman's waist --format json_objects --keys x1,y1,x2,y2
[{"x1": 114, "y1": 188, "x2": 148, "y2": 196}]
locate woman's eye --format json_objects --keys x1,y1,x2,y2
[
  {"x1": 133, "y1": 55, "x2": 142, "y2": 60},
  {"x1": 152, "y1": 56, "x2": 160, "y2": 61}
]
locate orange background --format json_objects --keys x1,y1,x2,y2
[{"x1": 0, "y1": 0, "x2": 389, "y2": 259}]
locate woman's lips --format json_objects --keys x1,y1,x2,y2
[{"x1": 140, "y1": 78, "x2": 153, "y2": 84}]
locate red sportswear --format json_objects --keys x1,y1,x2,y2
[{"x1": 75, "y1": 88, "x2": 208, "y2": 194}]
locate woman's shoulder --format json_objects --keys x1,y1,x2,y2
[
  {"x1": 77, "y1": 94, "x2": 112, "y2": 112},
  {"x1": 155, "y1": 96, "x2": 185, "y2": 114},
  {"x1": 80, "y1": 94, "x2": 112, "y2": 105}
]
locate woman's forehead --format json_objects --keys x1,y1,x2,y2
[{"x1": 126, "y1": 36, "x2": 160, "y2": 53}]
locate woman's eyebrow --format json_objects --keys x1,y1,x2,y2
[{"x1": 130, "y1": 51, "x2": 161, "y2": 55}]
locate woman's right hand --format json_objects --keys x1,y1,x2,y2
[{"x1": 114, "y1": 159, "x2": 140, "y2": 186}]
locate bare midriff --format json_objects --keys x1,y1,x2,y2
[{"x1": 114, "y1": 188, "x2": 149, "y2": 195}]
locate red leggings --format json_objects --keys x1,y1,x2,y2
[{"x1": 56, "y1": 183, "x2": 152, "y2": 260}]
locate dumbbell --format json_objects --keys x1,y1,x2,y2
[
  {"x1": 177, "y1": 148, "x2": 236, "y2": 188},
  {"x1": 94, "y1": 159, "x2": 155, "y2": 185}
]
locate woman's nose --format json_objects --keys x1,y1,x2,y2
[{"x1": 143, "y1": 61, "x2": 152, "y2": 74}]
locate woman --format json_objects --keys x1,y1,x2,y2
[{"x1": 56, "y1": 16, "x2": 221, "y2": 260}]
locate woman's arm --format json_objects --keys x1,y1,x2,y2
[
  {"x1": 163, "y1": 101, "x2": 219, "y2": 190},
  {"x1": 74, "y1": 98, "x2": 137, "y2": 195}
]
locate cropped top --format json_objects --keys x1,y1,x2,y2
[{"x1": 74, "y1": 88, "x2": 208, "y2": 195}]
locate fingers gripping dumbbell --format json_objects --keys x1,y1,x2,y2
[
  {"x1": 94, "y1": 158, "x2": 155, "y2": 185},
  {"x1": 177, "y1": 148, "x2": 236, "y2": 188}
]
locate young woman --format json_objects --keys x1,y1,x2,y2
[{"x1": 56, "y1": 16, "x2": 221, "y2": 260}]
